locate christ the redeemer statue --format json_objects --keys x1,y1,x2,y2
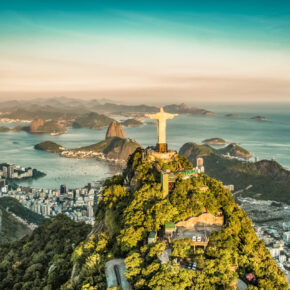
[{"x1": 146, "y1": 107, "x2": 178, "y2": 153}]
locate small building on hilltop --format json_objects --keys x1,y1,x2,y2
[{"x1": 148, "y1": 232, "x2": 157, "y2": 244}]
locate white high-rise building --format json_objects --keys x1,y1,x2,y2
[{"x1": 196, "y1": 157, "x2": 205, "y2": 173}]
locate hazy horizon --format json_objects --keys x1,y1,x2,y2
[{"x1": 1, "y1": 1, "x2": 290, "y2": 102}]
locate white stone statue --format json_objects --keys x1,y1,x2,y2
[{"x1": 146, "y1": 107, "x2": 178, "y2": 144}]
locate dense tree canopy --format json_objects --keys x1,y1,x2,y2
[
  {"x1": 1, "y1": 148, "x2": 288, "y2": 289},
  {"x1": 0, "y1": 215, "x2": 91, "y2": 290},
  {"x1": 65, "y1": 149, "x2": 289, "y2": 289}
]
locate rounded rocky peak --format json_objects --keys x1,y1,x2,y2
[
  {"x1": 105, "y1": 120, "x2": 125, "y2": 139},
  {"x1": 29, "y1": 118, "x2": 44, "y2": 132}
]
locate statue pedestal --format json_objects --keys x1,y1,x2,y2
[{"x1": 157, "y1": 143, "x2": 168, "y2": 153}]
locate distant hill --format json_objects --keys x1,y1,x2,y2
[
  {"x1": 164, "y1": 103, "x2": 215, "y2": 116},
  {"x1": 180, "y1": 142, "x2": 290, "y2": 203},
  {"x1": 29, "y1": 118, "x2": 66, "y2": 134},
  {"x1": 0, "y1": 206, "x2": 31, "y2": 244},
  {"x1": 2, "y1": 108, "x2": 75, "y2": 121},
  {"x1": 121, "y1": 118, "x2": 143, "y2": 127},
  {"x1": 0, "y1": 98, "x2": 215, "y2": 120},
  {"x1": 72, "y1": 112, "x2": 113, "y2": 129},
  {"x1": 217, "y1": 143, "x2": 252, "y2": 159},
  {"x1": 0, "y1": 197, "x2": 45, "y2": 225}
]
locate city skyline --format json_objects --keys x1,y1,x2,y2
[{"x1": 1, "y1": 1, "x2": 290, "y2": 102}]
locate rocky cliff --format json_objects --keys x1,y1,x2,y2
[
  {"x1": 106, "y1": 120, "x2": 125, "y2": 139},
  {"x1": 29, "y1": 118, "x2": 45, "y2": 132}
]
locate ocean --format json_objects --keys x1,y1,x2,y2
[{"x1": 1, "y1": 102, "x2": 290, "y2": 189}]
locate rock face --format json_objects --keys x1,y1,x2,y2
[
  {"x1": 106, "y1": 121, "x2": 125, "y2": 139},
  {"x1": 29, "y1": 118, "x2": 44, "y2": 132}
]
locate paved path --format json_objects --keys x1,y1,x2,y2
[{"x1": 105, "y1": 259, "x2": 131, "y2": 290}]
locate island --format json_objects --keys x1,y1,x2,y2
[
  {"x1": 225, "y1": 113, "x2": 239, "y2": 118},
  {"x1": 121, "y1": 118, "x2": 143, "y2": 127},
  {"x1": 0, "y1": 98, "x2": 216, "y2": 124},
  {"x1": 35, "y1": 121, "x2": 141, "y2": 165},
  {"x1": 251, "y1": 115, "x2": 267, "y2": 121},
  {"x1": 34, "y1": 141, "x2": 66, "y2": 153},
  {"x1": 202, "y1": 137, "x2": 228, "y2": 146}
]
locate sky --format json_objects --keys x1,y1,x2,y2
[{"x1": 1, "y1": 0, "x2": 290, "y2": 103}]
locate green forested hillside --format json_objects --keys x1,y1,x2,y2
[
  {"x1": 63, "y1": 148, "x2": 289, "y2": 289},
  {"x1": 72, "y1": 112, "x2": 113, "y2": 129},
  {"x1": 0, "y1": 215, "x2": 91, "y2": 290},
  {"x1": 0, "y1": 148, "x2": 288, "y2": 289},
  {"x1": 180, "y1": 142, "x2": 290, "y2": 203},
  {"x1": 0, "y1": 197, "x2": 45, "y2": 225},
  {"x1": 0, "y1": 206, "x2": 31, "y2": 244}
]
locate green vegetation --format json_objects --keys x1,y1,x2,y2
[
  {"x1": 64, "y1": 148, "x2": 288, "y2": 289},
  {"x1": 0, "y1": 215, "x2": 91, "y2": 290},
  {"x1": 34, "y1": 141, "x2": 65, "y2": 153},
  {"x1": 0, "y1": 206, "x2": 31, "y2": 244},
  {"x1": 73, "y1": 112, "x2": 113, "y2": 129},
  {"x1": 180, "y1": 142, "x2": 290, "y2": 203},
  {"x1": 0, "y1": 197, "x2": 45, "y2": 225},
  {"x1": 217, "y1": 143, "x2": 252, "y2": 159}
]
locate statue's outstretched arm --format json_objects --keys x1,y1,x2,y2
[
  {"x1": 165, "y1": 113, "x2": 178, "y2": 119},
  {"x1": 145, "y1": 114, "x2": 159, "y2": 120}
]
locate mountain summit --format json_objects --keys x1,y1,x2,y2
[{"x1": 106, "y1": 120, "x2": 125, "y2": 139}]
